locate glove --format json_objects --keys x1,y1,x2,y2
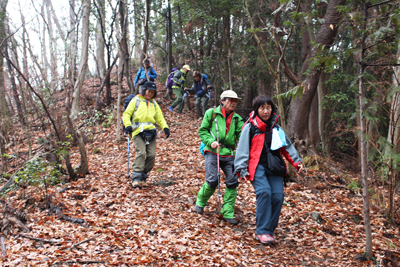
[
  {"x1": 182, "y1": 92, "x2": 188, "y2": 100},
  {"x1": 126, "y1": 126, "x2": 133, "y2": 135},
  {"x1": 164, "y1": 128, "x2": 170, "y2": 138}
]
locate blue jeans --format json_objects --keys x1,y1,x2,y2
[{"x1": 251, "y1": 164, "x2": 284, "y2": 236}]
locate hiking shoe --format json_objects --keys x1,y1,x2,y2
[
  {"x1": 255, "y1": 234, "x2": 276, "y2": 245},
  {"x1": 223, "y1": 218, "x2": 239, "y2": 225},
  {"x1": 132, "y1": 180, "x2": 141, "y2": 188},
  {"x1": 194, "y1": 204, "x2": 204, "y2": 214},
  {"x1": 168, "y1": 106, "x2": 174, "y2": 112},
  {"x1": 138, "y1": 181, "x2": 148, "y2": 187}
]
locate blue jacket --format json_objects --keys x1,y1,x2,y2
[{"x1": 134, "y1": 67, "x2": 157, "y2": 86}]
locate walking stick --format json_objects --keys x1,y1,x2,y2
[
  {"x1": 127, "y1": 136, "x2": 130, "y2": 179},
  {"x1": 215, "y1": 119, "x2": 221, "y2": 214}
]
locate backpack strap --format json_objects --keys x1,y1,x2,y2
[{"x1": 130, "y1": 96, "x2": 158, "y2": 132}]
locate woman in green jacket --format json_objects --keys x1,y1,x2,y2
[
  {"x1": 122, "y1": 81, "x2": 170, "y2": 188},
  {"x1": 195, "y1": 90, "x2": 244, "y2": 224}
]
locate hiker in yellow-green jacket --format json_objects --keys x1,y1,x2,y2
[
  {"x1": 122, "y1": 81, "x2": 170, "y2": 188},
  {"x1": 195, "y1": 90, "x2": 244, "y2": 225},
  {"x1": 168, "y1": 65, "x2": 191, "y2": 114}
]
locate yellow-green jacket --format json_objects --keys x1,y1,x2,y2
[{"x1": 122, "y1": 95, "x2": 169, "y2": 137}]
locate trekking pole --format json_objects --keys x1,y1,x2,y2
[
  {"x1": 127, "y1": 136, "x2": 130, "y2": 179},
  {"x1": 215, "y1": 119, "x2": 221, "y2": 214}
]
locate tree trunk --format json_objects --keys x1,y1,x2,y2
[
  {"x1": 287, "y1": 0, "x2": 345, "y2": 142},
  {"x1": 5, "y1": 40, "x2": 24, "y2": 126},
  {"x1": 21, "y1": 15, "x2": 32, "y2": 156},
  {"x1": 133, "y1": 0, "x2": 141, "y2": 60},
  {"x1": 96, "y1": 0, "x2": 107, "y2": 80},
  {"x1": 177, "y1": 4, "x2": 185, "y2": 65},
  {"x1": 142, "y1": 0, "x2": 150, "y2": 62},
  {"x1": 41, "y1": 1, "x2": 49, "y2": 84},
  {"x1": 0, "y1": 0, "x2": 10, "y2": 173},
  {"x1": 69, "y1": 0, "x2": 77, "y2": 88},
  {"x1": 358, "y1": 0, "x2": 373, "y2": 258},
  {"x1": 318, "y1": 71, "x2": 329, "y2": 154},
  {"x1": 223, "y1": 14, "x2": 233, "y2": 90},
  {"x1": 70, "y1": 0, "x2": 91, "y2": 121},
  {"x1": 119, "y1": 0, "x2": 134, "y2": 94},
  {"x1": 167, "y1": 0, "x2": 172, "y2": 73},
  {"x1": 46, "y1": 0, "x2": 58, "y2": 92}
]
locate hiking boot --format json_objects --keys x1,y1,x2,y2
[
  {"x1": 194, "y1": 204, "x2": 204, "y2": 214},
  {"x1": 168, "y1": 106, "x2": 174, "y2": 112},
  {"x1": 255, "y1": 234, "x2": 276, "y2": 245},
  {"x1": 223, "y1": 218, "x2": 239, "y2": 225},
  {"x1": 132, "y1": 180, "x2": 141, "y2": 188}
]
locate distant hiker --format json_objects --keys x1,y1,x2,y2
[
  {"x1": 122, "y1": 81, "x2": 170, "y2": 188},
  {"x1": 234, "y1": 95, "x2": 303, "y2": 245},
  {"x1": 165, "y1": 67, "x2": 179, "y2": 100},
  {"x1": 186, "y1": 71, "x2": 213, "y2": 120},
  {"x1": 168, "y1": 65, "x2": 191, "y2": 114},
  {"x1": 134, "y1": 59, "x2": 157, "y2": 94},
  {"x1": 194, "y1": 90, "x2": 244, "y2": 225}
]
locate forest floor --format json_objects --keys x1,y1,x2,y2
[{"x1": 1, "y1": 79, "x2": 399, "y2": 266}]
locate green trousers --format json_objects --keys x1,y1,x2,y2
[
  {"x1": 195, "y1": 182, "x2": 237, "y2": 219},
  {"x1": 171, "y1": 87, "x2": 184, "y2": 113}
]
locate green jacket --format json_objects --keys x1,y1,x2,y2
[{"x1": 199, "y1": 106, "x2": 243, "y2": 156}]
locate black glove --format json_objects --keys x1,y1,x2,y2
[
  {"x1": 126, "y1": 126, "x2": 133, "y2": 135},
  {"x1": 164, "y1": 128, "x2": 170, "y2": 138}
]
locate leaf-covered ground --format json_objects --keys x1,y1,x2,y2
[{"x1": 1, "y1": 81, "x2": 399, "y2": 266}]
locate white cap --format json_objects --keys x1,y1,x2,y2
[
  {"x1": 220, "y1": 90, "x2": 241, "y2": 99},
  {"x1": 182, "y1": 64, "x2": 191, "y2": 71}
]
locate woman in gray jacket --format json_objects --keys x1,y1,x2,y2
[{"x1": 234, "y1": 95, "x2": 303, "y2": 245}]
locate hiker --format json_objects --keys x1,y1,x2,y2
[
  {"x1": 234, "y1": 95, "x2": 303, "y2": 245},
  {"x1": 165, "y1": 67, "x2": 179, "y2": 100},
  {"x1": 134, "y1": 59, "x2": 157, "y2": 94},
  {"x1": 186, "y1": 71, "x2": 213, "y2": 119},
  {"x1": 122, "y1": 81, "x2": 170, "y2": 188},
  {"x1": 194, "y1": 90, "x2": 244, "y2": 225},
  {"x1": 168, "y1": 65, "x2": 191, "y2": 114}
]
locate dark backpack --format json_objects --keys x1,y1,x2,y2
[
  {"x1": 248, "y1": 122, "x2": 290, "y2": 186},
  {"x1": 166, "y1": 68, "x2": 180, "y2": 88}
]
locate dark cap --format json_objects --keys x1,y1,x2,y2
[
  {"x1": 144, "y1": 81, "x2": 156, "y2": 90},
  {"x1": 143, "y1": 81, "x2": 157, "y2": 98},
  {"x1": 144, "y1": 59, "x2": 150, "y2": 64}
]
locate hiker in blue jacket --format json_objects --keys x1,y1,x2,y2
[
  {"x1": 134, "y1": 59, "x2": 157, "y2": 94},
  {"x1": 186, "y1": 71, "x2": 213, "y2": 119}
]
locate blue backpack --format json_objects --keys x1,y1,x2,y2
[{"x1": 166, "y1": 68, "x2": 180, "y2": 88}]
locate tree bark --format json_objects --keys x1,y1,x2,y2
[
  {"x1": 287, "y1": 0, "x2": 345, "y2": 142},
  {"x1": 223, "y1": 14, "x2": 233, "y2": 90},
  {"x1": 45, "y1": 0, "x2": 59, "y2": 92},
  {"x1": 5, "y1": 38, "x2": 24, "y2": 126},
  {"x1": 0, "y1": 0, "x2": 10, "y2": 173},
  {"x1": 358, "y1": 0, "x2": 372, "y2": 258},
  {"x1": 69, "y1": 0, "x2": 77, "y2": 88},
  {"x1": 167, "y1": 0, "x2": 172, "y2": 73},
  {"x1": 95, "y1": 0, "x2": 107, "y2": 80},
  {"x1": 70, "y1": 0, "x2": 91, "y2": 121},
  {"x1": 142, "y1": 0, "x2": 150, "y2": 63},
  {"x1": 119, "y1": 0, "x2": 134, "y2": 94},
  {"x1": 41, "y1": 0, "x2": 49, "y2": 84}
]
